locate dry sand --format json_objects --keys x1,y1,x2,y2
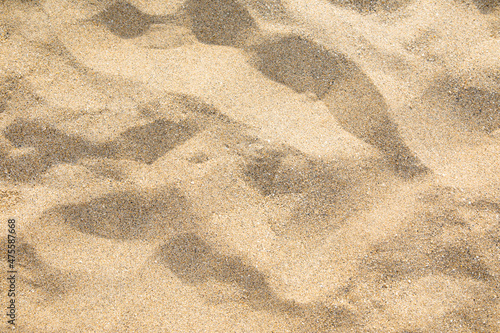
[{"x1": 0, "y1": 0, "x2": 499, "y2": 332}]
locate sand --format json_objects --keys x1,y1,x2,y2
[{"x1": 0, "y1": 0, "x2": 499, "y2": 332}]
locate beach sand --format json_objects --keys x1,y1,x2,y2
[{"x1": 1, "y1": 0, "x2": 499, "y2": 332}]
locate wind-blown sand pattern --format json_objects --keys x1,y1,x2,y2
[{"x1": 0, "y1": 0, "x2": 499, "y2": 332}]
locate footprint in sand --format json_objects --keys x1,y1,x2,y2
[{"x1": 186, "y1": 0, "x2": 430, "y2": 178}]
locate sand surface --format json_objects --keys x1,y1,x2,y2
[{"x1": 1, "y1": 0, "x2": 499, "y2": 332}]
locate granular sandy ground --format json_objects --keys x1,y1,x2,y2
[{"x1": 0, "y1": 0, "x2": 499, "y2": 332}]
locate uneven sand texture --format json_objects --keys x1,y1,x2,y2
[{"x1": 1, "y1": 0, "x2": 499, "y2": 332}]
